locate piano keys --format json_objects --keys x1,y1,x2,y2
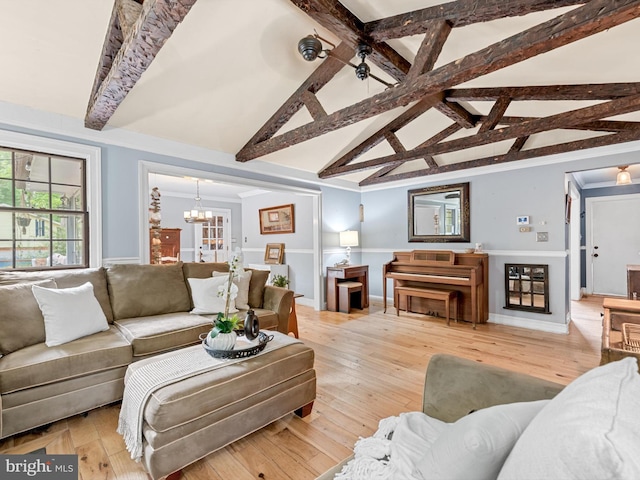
[{"x1": 383, "y1": 250, "x2": 488, "y2": 325}]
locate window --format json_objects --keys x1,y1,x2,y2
[{"x1": 0, "y1": 147, "x2": 88, "y2": 269}]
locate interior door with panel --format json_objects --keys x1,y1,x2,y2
[
  {"x1": 587, "y1": 194, "x2": 640, "y2": 296},
  {"x1": 194, "y1": 209, "x2": 231, "y2": 263}
]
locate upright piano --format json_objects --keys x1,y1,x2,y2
[{"x1": 383, "y1": 250, "x2": 489, "y2": 325}]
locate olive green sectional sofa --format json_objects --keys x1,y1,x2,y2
[{"x1": 0, "y1": 262, "x2": 293, "y2": 440}]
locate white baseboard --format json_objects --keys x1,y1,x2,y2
[{"x1": 489, "y1": 313, "x2": 569, "y2": 334}]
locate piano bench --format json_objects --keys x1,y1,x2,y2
[
  {"x1": 395, "y1": 287, "x2": 461, "y2": 327},
  {"x1": 338, "y1": 281, "x2": 363, "y2": 313}
]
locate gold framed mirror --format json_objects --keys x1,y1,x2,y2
[{"x1": 408, "y1": 182, "x2": 470, "y2": 243}]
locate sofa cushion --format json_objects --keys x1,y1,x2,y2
[
  {"x1": 0, "y1": 267, "x2": 113, "y2": 322},
  {"x1": 0, "y1": 279, "x2": 57, "y2": 355},
  {"x1": 247, "y1": 269, "x2": 269, "y2": 308},
  {"x1": 32, "y1": 282, "x2": 109, "y2": 347},
  {"x1": 114, "y1": 313, "x2": 212, "y2": 357},
  {"x1": 498, "y1": 357, "x2": 640, "y2": 480},
  {"x1": 107, "y1": 263, "x2": 191, "y2": 320},
  {"x1": 417, "y1": 400, "x2": 548, "y2": 480},
  {"x1": 0, "y1": 326, "x2": 132, "y2": 394},
  {"x1": 187, "y1": 276, "x2": 238, "y2": 315}
]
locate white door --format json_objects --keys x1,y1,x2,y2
[
  {"x1": 194, "y1": 209, "x2": 231, "y2": 263},
  {"x1": 586, "y1": 194, "x2": 640, "y2": 296}
]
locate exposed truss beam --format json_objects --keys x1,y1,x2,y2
[
  {"x1": 85, "y1": 0, "x2": 198, "y2": 130},
  {"x1": 360, "y1": 129, "x2": 640, "y2": 186},
  {"x1": 365, "y1": 0, "x2": 586, "y2": 41},
  {"x1": 478, "y1": 96, "x2": 511, "y2": 133},
  {"x1": 406, "y1": 20, "x2": 452, "y2": 82},
  {"x1": 317, "y1": 95, "x2": 440, "y2": 176},
  {"x1": 237, "y1": 0, "x2": 640, "y2": 163},
  {"x1": 322, "y1": 93, "x2": 640, "y2": 177}
]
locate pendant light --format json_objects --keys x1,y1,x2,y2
[
  {"x1": 183, "y1": 179, "x2": 213, "y2": 223},
  {"x1": 616, "y1": 166, "x2": 632, "y2": 186}
]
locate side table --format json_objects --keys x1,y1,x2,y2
[{"x1": 288, "y1": 293, "x2": 303, "y2": 338}]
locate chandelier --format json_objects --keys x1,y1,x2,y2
[{"x1": 183, "y1": 179, "x2": 213, "y2": 223}]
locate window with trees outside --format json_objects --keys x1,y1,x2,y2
[{"x1": 0, "y1": 147, "x2": 88, "y2": 270}]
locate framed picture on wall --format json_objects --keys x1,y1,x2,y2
[
  {"x1": 264, "y1": 243, "x2": 285, "y2": 264},
  {"x1": 259, "y1": 204, "x2": 295, "y2": 234}
]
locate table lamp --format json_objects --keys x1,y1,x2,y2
[{"x1": 339, "y1": 230, "x2": 359, "y2": 265}]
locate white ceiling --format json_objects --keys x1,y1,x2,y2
[{"x1": 2, "y1": 1, "x2": 640, "y2": 190}]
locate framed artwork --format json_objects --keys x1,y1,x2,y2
[
  {"x1": 259, "y1": 204, "x2": 295, "y2": 234},
  {"x1": 516, "y1": 215, "x2": 530, "y2": 225},
  {"x1": 264, "y1": 243, "x2": 285, "y2": 264}
]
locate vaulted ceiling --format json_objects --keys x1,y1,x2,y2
[{"x1": 4, "y1": 1, "x2": 640, "y2": 189}]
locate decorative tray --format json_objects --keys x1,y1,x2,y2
[
  {"x1": 201, "y1": 332, "x2": 273, "y2": 359},
  {"x1": 622, "y1": 322, "x2": 640, "y2": 353}
]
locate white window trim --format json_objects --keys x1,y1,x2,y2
[{"x1": 0, "y1": 130, "x2": 102, "y2": 267}]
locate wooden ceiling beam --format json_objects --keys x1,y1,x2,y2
[
  {"x1": 479, "y1": 96, "x2": 511, "y2": 133},
  {"x1": 446, "y1": 83, "x2": 640, "y2": 101},
  {"x1": 317, "y1": 95, "x2": 440, "y2": 175},
  {"x1": 289, "y1": 0, "x2": 410, "y2": 81},
  {"x1": 491, "y1": 116, "x2": 640, "y2": 132},
  {"x1": 359, "y1": 129, "x2": 640, "y2": 186},
  {"x1": 366, "y1": 0, "x2": 586, "y2": 41},
  {"x1": 301, "y1": 91, "x2": 327, "y2": 120},
  {"x1": 239, "y1": 42, "x2": 354, "y2": 152},
  {"x1": 434, "y1": 99, "x2": 477, "y2": 128},
  {"x1": 406, "y1": 20, "x2": 452, "y2": 82},
  {"x1": 85, "y1": 0, "x2": 198, "y2": 130},
  {"x1": 323, "y1": 93, "x2": 640, "y2": 177},
  {"x1": 238, "y1": 0, "x2": 640, "y2": 162},
  {"x1": 361, "y1": 124, "x2": 459, "y2": 183}
]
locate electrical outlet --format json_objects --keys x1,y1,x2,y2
[
  {"x1": 519, "y1": 226, "x2": 532, "y2": 232},
  {"x1": 536, "y1": 232, "x2": 549, "y2": 242}
]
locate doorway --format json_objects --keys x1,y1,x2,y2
[
  {"x1": 586, "y1": 193, "x2": 640, "y2": 296},
  {"x1": 195, "y1": 210, "x2": 231, "y2": 263}
]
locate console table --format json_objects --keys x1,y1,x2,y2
[{"x1": 326, "y1": 265, "x2": 369, "y2": 312}]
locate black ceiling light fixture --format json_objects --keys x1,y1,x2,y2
[
  {"x1": 297, "y1": 32, "x2": 395, "y2": 88},
  {"x1": 354, "y1": 43, "x2": 372, "y2": 81}
]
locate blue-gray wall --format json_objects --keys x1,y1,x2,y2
[{"x1": 3, "y1": 113, "x2": 640, "y2": 331}]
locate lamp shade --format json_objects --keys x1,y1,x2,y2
[
  {"x1": 339, "y1": 230, "x2": 359, "y2": 247},
  {"x1": 616, "y1": 166, "x2": 632, "y2": 185}
]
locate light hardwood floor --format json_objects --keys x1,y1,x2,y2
[{"x1": 0, "y1": 296, "x2": 605, "y2": 479}]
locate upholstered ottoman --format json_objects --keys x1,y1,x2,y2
[{"x1": 122, "y1": 332, "x2": 316, "y2": 479}]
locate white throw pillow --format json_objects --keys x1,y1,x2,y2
[
  {"x1": 497, "y1": 357, "x2": 640, "y2": 480},
  {"x1": 188, "y1": 276, "x2": 239, "y2": 315},
  {"x1": 213, "y1": 270, "x2": 252, "y2": 310},
  {"x1": 416, "y1": 400, "x2": 548, "y2": 480},
  {"x1": 31, "y1": 282, "x2": 109, "y2": 347}
]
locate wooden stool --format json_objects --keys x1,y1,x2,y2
[
  {"x1": 338, "y1": 281, "x2": 363, "y2": 313},
  {"x1": 395, "y1": 287, "x2": 461, "y2": 327}
]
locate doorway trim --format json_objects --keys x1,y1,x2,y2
[{"x1": 138, "y1": 161, "x2": 323, "y2": 311}]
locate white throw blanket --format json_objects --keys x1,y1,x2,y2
[
  {"x1": 334, "y1": 412, "x2": 447, "y2": 480},
  {"x1": 117, "y1": 332, "x2": 299, "y2": 461}
]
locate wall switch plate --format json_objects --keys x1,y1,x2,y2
[
  {"x1": 536, "y1": 232, "x2": 549, "y2": 242},
  {"x1": 519, "y1": 226, "x2": 532, "y2": 232}
]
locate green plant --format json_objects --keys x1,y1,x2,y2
[
  {"x1": 211, "y1": 313, "x2": 240, "y2": 336},
  {"x1": 272, "y1": 274, "x2": 289, "y2": 288}
]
